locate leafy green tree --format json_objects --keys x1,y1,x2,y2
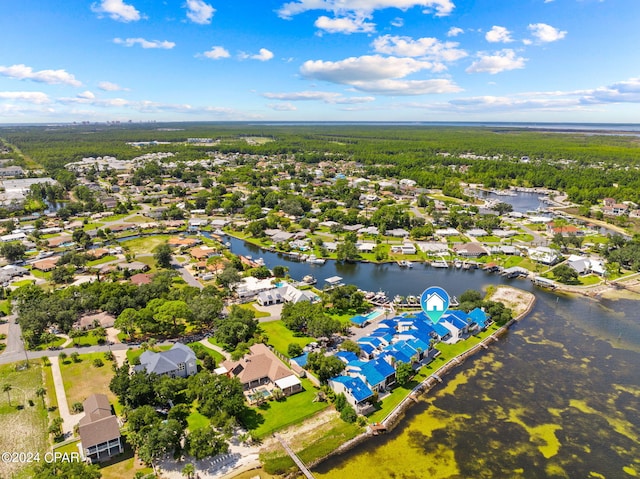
[
  {"x1": 395, "y1": 362, "x2": 414, "y2": 386},
  {"x1": 216, "y1": 265, "x2": 241, "y2": 289},
  {"x1": 214, "y1": 305, "x2": 257, "y2": 349},
  {"x1": 186, "y1": 426, "x2": 229, "y2": 460},
  {"x1": 3, "y1": 383, "x2": 12, "y2": 406},
  {"x1": 32, "y1": 461, "x2": 101, "y2": 478},
  {"x1": 153, "y1": 243, "x2": 173, "y2": 269},
  {"x1": 553, "y1": 264, "x2": 579, "y2": 284},
  {"x1": 287, "y1": 343, "x2": 303, "y2": 358},
  {"x1": 336, "y1": 239, "x2": 359, "y2": 262},
  {"x1": 339, "y1": 340, "x2": 361, "y2": 355},
  {"x1": 340, "y1": 405, "x2": 357, "y2": 423},
  {"x1": 0, "y1": 241, "x2": 26, "y2": 262},
  {"x1": 306, "y1": 352, "x2": 345, "y2": 384},
  {"x1": 35, "y1": 386, "x2": 47, "y2": 407}
]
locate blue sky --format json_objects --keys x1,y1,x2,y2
[{"x1": 1, "y1": 0, "x2": 639, "y2": 123}]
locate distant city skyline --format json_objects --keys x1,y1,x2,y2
[{"x1": 1, "y1": 0, "x2": 639, "y2": 123}]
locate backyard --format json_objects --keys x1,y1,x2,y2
[{"x1": 59, "y1": 352, "x2": 120, "y2": 413}]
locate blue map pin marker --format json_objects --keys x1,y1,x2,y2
[{"x1": 420, "y1": 286, "x2": 450, "y2": 324}]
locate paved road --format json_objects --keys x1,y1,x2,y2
[
  {"x1": 171, "y1": 257, "x2": 203, "y2": 289},
  {"x1": 2, "y1": 314, "x2": 26, "y2": 357},
  {"x1": 0, "y1": 342, "x2": 128, "y2": 366}
]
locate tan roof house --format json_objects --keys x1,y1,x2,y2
[
  {"x1": 78, "y1": 394, "x2": 123, "y2": 463},
  {"x1": 222, "y1": 343, "x2": 302, "y2": 397}
]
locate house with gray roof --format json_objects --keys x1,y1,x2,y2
[{"x1": 134, "y1": 343, "x2": 197, "y2": 378}]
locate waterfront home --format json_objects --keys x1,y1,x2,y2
[
  {"x1": 346, "y1": 357, "x2": 396, "y2": 393},
  {"x1": 234, "y1": 276, "x2": 276, "y2": 300},
  {"x1": 567, "y1": 255, "x2": 606, "y2": 276},
  {"x1": 222, "y1": 343, "x2": 302, "y2": 396},
  {"x1": 440, "y1": 311, "x2": 472, "y2": 342},
  {"x1": 452, "y1": 243, "x2": 488, "y2": 258},
  {"x1": 134, "y1": 343, "x2": 197, "y2": 378},
  {"x1": 329, "y1": 376, "x2": 374, "y2": 414},
  {"x1": 468, "y1": 307, "x2": 491, "y2": 330},
  {"x1": 528, "y1": 246, "x2": 560, "y2": 265},
  {"x1": 78, "y1": 394, "x2": 123, "y2": 463},
  {"x1": 256, "y1": 283, "x2": 317, "y2": 306},
  {"x1": 390, "y1": 243, "x2": 417, "y2": 255}
]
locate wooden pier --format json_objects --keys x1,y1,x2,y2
[{"x1": 275, "y1": 434, "x2": 316, "y2": 479}]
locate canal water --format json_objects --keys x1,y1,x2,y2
[
  {"x1": 223, "y1": 235, "x2": 520, "y2": 299},
  {"x1": 223, "y1": 235, "x2": 640, "y2": 478}
]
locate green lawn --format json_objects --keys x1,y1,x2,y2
[
  {"x1": 120, "y1": 234, "x2": 170, "y2": 256},
  {"x1": 578, "y1": 274, "x2": 603, "y2": 286},
  {"x1": 0, "y1": 300, "x2": 11, "y2": 315},
  {"x1": 250, "y1": 378, "x2": 328, "y2": 438},
  {"x1": 239, "y1": 302, "x2": 270, "y2": 318},
  {"x1": 82, "y1": 222, "x2": 104, "y2": 231},
  {"x1": 11, "y1": 279, "x2": 36, "y2": 288},
  {"x1": 502, "y1": 256, "x2": 525, "y2": 268},
  {"x1": 100, "y1": 214, "x2": 130, "y2": 222},
  {"x1": 32, "y1": 336, "x2": 66, "y2": 351},
  {"x1": 59, "y1": 352, "x2": 120, "y2": 411},
  {"x1": 0, "y1": 362, "x2": 50, "y2": 478},
  {"x1": 477, "y1": 235, "x2": 501, "y2": 243},
  {"x1": 260, "y1": 321, "x2": 314, "y2": 357},
  {"x1": 67, "y1": 330, "x2": 106, "y2": 347},
  {"x1": 512, "y1": 233, "x2": 535, "y2": 242},
  {"x1": 86, "y1": 255, "x2": 117, "y2": 267},
  {"x1": 186, "y1": 407, "x2": 210, "y2": 431}
]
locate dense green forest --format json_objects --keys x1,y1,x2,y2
[{"x1": 2, "y1": 123, "x2": 640, "y2": 203}]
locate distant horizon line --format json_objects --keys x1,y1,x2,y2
[{"x1": 1, "y1": 120, "x2": 640, "y2": 131}]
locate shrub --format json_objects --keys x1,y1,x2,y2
[
  {"x1": 92, "y1": 358, "x2": 104, "y2": 368},
  {"x1": 340, "y1": 405, "x2": 357, "y2": 423}
]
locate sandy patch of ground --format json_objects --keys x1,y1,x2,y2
[{"x1": 488, "y1": 286, "x2": 536, "y2": 317}]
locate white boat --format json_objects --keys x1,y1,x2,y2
[
  {"x1": 254, "y1": 258, "x2": 265, "y2": 266},
  {"x1": 454, "y1": 260, "x2": 462, "y2": 268},
  {"x1": 306, "y1": 254, "x2": 326, "y2": 264},
  {"x1": 431, "y1": 259, "x2": 449, "y2": 268},
  {"x1": 302, "y1": 275, "x2": 317, "y2": 285},
  {"x1": 405, "y1": 260, "x2": 413, "y2": 268}
]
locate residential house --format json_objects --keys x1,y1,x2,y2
[
  {"x1": 390, "y1": 243, "x2": 417, "y2": 255},
  {"x1": 222, "y1": 343, "x2": 302, "y2": 395},
  {"x1": 329, "y1": 376, "x2": 374, "y2": 414},
  {"x1": 452, "y1": 243, "x2": 488, "y2": 257},
  {"x1": 78, "y1": 394, "x2": 123, "y2": 463},
  {"x1": 528, "y1": 246, "x2": 560, "y2": 265},
  {"x1": 134, "y1": 343, "x2": 197, "y2": 378},
  {"x1": 256, "y1": 283, "x2": 317, "y2": 306}
]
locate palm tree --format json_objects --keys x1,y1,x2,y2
[
  {"x1": 181, "y1": 463, "x2": 195, "y2": 479},
  {"x1": 2, "y1": 383, "x2": 12, "y2": 406},
  {"x1": 35, "y1": 387, "x2": 46, "y2": 408}
]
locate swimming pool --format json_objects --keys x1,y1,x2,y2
[{"x1": 365, "y1": 309, "x2": 384, "y2": 321}]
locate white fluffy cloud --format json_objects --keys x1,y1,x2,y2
[
  {"x1": 0, "y1": 91, "x2": 50, "y2": 104},
  {"x1": 185, "y1": 0, "x2": 215, "y2": 24},
  {"x1": 372, "y1": 35, "x2": 467, "y2": 63},
  {"x1": 113, "y1": 38, "x2": 176, "y2": 49},
  {"x1": 315, "y1": 15, "x2": 376, "y2": 34},
  {"x1": 240, "y1": 48, "x2": 274, "y2": 61},
  {"x1": 77, "y1": 91, "x2": 96, "y2": 100},
  {"x1": 485, "y1": 26, "x2": 513, "y2": 43},
  {"x1": 200, "y1": 46, "x2": 231, "y2": 60},
  {"x1": 91, "y1": 0, "x2": 141, "y2": 22},
  {"x1": 447, "y1": 27, "x2": 463, "y2": 37},
  {"x1": 466, "y1": 49, "x2": 526, "y2": 74},
  {"x1": 300, "y1": 54, "x2": 461, "y2": 94},
  {"x1": 269, "y1": 102, "x2": 298, "y2": 111},
  {"x1": 348, "y1": 78, "x2": 461, "y2": 95},
  {"x1": 98, "y1": 81, "x2": 128, "y2": 91},
  {"x1": 528, "y1": 23, "x2": 567, "y2": 43},
  {"x1": 262, "y1": 91, "x2": 375, "y2": 103},
  {"x1": 278, "y1": 0, "x2": 455, "y2": 19},
  {"x1": 301, "y1": 55, "x2": 436, "y2": 83},
  {"x1": 0, "y1": 64, "x2": 82, "y2": 86}
]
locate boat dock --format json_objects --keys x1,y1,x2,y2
[{"x1": 275, "y1": 434, "x2": 316, "y2": 479}]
